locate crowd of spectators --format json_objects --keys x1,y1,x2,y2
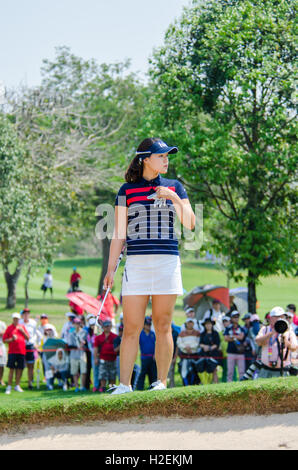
[{"x1": 0, "y1": 298, "x2": 297, "y2": 394}]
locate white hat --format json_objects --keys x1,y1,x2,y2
[
  {"x1": 270, "y1": 306, "x2": 285, "y2": 318},
  {"x1": 231, "y1": 310, "x2": 240, "y2": 317},
  {"x1": 185, "y1": 318, "x2": 195, "y2": 324},
  {"x1": 44, "y1": 323, "x2": 56, "y2": 331},
  {"x1": 12, "y1": 312, "x2": 21, "y2": 319},
  {"x1": 65, "y1": 312, "x2": 76, "y2": 318},
  {"x1": 285, "y1": 311, "x2": 294, "y2": 318},
  {"x1": 222, "y1": 316, "x2": 230, "y2": 322},
  {"x1": 86, "y1": 313, "x2": 95, "y2": 321},
  {"x1": 88, "y1": 318, "x2": 96, "y2": 326}
]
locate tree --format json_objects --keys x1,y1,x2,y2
[{"x1": 144, "y1": 0, "x2": 297, "y2": 311}]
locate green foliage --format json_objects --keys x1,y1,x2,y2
[{"x1": 143, "y1": 0, "x2": 298, "y2": 303}]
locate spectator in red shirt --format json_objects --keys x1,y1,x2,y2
[
  {"x1": 70, "y1": 267, "x2": 81, "y2": 292},
  {"x1": 93, "y1": 320, "x2": 118, "y2": 392},
  {"x1": 3, "y1": 312, "x2": 30, "y2": 394}
]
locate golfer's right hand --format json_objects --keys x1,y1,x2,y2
[{"x1": 103, "y1": 270, "x2": 115, "y2": 290}]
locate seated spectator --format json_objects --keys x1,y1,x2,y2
[
  {"x1": 47, "y1": 348, "x2": 70, "y2": 391},
  {"x1": 3, "y1": 313, "x2": 30, "y2": 394},
  {"x1": 195, "y1": 318, "x2": 222, "y2": 384},
  {"x1": 202, "y1": 299, "x2": 225, "y2": 332},
  {"x1": 93, "y1": 320, "x2": 118, "y2": 393},
  {"x1": 180, "y1": 307, "x2": 203, "y2": 333},
  {"x1": 224, "y1": 311, "x2": 246, "y2": 382},
  {"x1": 136, "y1": 317, "x2": 157, "y2": 391},
  {"x1": 177, "y1": 319, "x2": 200, "y2": 386},
  {"x1": 255, "y1": 306, "x2": 297, "y2": 378},
  {"x1": 0, "y1": 321, "x2": 7, "y2": 386},
  {"x1": 68, "y1": 317, "x2": 88, "y2": 392}
]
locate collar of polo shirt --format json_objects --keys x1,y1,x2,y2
[{"x1": 140, "y1": 174, "x2": 161, "y2": 185}]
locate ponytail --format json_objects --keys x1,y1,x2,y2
[{"x1": 125, "y1": 137, "x2": 160, "y2": 183}]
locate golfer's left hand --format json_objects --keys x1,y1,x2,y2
[{"x1": 154, "y1": 186, "x2": 177, "y2": 201}]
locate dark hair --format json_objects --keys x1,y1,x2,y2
[
  {"x1": 125, "y1": 138, "x2": 160, "y2": 183},
  {"x1": 287, "y1": 304, "x2": 296, "y2": 312}
]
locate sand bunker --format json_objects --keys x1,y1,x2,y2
[{"x1": 1, "y1": 413, "x2": 297, "y2": 450}]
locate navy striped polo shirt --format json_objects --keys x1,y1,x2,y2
[{"x1": 115, "y1": 174, "x2": 188, "y2": 256}]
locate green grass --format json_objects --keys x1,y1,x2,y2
[
  {"x1": 0, "y1": 378, "x2": 297, "y2": 432},
  {"x1": 0, "y1": 256, "x2": 296, "y2": 429}
]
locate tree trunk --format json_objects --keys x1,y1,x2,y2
[
  {"x1": 24, "y1": 265, "x2": 32, "y2": 308},
  {"x1": 97, "y1": 237, "x2": 111, "y2": 295},
  {"x1": 4, "y1": 262, "x2": 23, "y2": 309},
  {"x1": 248, "y1": 270, "x2": 257, "y2": 314}
]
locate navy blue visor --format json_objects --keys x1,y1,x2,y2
[{"x1": 136, "y1": 140, "x2": 178, "y2": 158}]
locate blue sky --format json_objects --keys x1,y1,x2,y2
[{"x1": 1, "y1": 0, "x2": 190, "y2": 89}]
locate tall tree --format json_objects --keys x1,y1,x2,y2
[{"x1": 144, "y1": 0, "x2": 297, "y2": 311}]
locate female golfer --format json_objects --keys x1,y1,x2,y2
[{"x1": 104, "y1": 138, "x2": 195, "y2": 394}]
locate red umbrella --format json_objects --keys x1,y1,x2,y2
[
  {"x1": 66, "y1": 291, "x2": 110, "y2": 321},
  {"x1": 183, "y1": 284, "x2": 230, "y2": 320}
]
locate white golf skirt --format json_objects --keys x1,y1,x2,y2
[{"x1": 121, "y1": 254, "x2": 183, "y2": 296}]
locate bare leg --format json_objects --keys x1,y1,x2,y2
[
  {"x1": 151, "y1": 294, "x2": 177, "y2": 386},
  {"x1": 15, "y1": 369, "x2": 23, "y2": 386},
  {"x1": 7, "y1": 369, "x2": 14, "y2": 386},
  {"x1": 119, "y1": 295, "x2": 149, "y2": 386}
]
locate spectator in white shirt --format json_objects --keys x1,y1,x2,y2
[
  {"x1": 20, "y1": 308, "x2": 42, "y2": 390},
  {"x1": 42, "y1": 269, "x2": 53, "y2": 298},
  {"x1": 203, "y1": 299, "x2": 225, "y2": 332},
  {"x1": 180, "y1": 307, "x2": 203, "y2": 333}
]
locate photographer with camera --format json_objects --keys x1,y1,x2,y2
[{"x1": 255, "y1": 306, "x2": 297, "y2": 379}]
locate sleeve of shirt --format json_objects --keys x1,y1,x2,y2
[
  {"x1": 115, "y1": 184, "x2": 127, "y2": 207},
  {"x1": 2, "y1": 327, "x2": 11, "y2": 342},
  {"x1": 175, "y1": 180, "x2": 189, "y2": 200}
]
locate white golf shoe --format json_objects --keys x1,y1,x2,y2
[
  {"x1": 149, "y1": 380, "x2": 167, "y2": 391},
  {"x1": 108, "y1": 383, "x2": 133, "y2": 395}
]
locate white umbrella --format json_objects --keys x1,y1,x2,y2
[{"x1": 229, "y1": 287, "x2": 248, "y2": 314}]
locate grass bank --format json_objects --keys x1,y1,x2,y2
[{"x1": 0, "y1": 378, "x2": 297, "y2": 433}]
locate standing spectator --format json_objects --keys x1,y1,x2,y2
[
  {"x1": 3, "y1": 313, "x2": 30, "y2": 394},
  {"x1": 42, "y1": 269, "x2": 53, "y2": 298},
  {"x1": 286, "y1": 304, "x2": 297, "y2": 326},
  {"x1": 224, "y1": 311, "x2": 246, "y2": 382},
  {"x1": 70, "y1": 267, "x2": 81, "y2": 292},
  {"x1": 242, "y1": 313, "x2": 254, "y2": 372},
  {"x1": 20, "y1": 308, "x2": 42, "y2": 390},
  {"x1": 0, "y1": 321, "x2": 7, "y2": 386},
  {"x1": 136, "y1": 317, "x2": 157, "y2": 391},
  {"x1": 196, "y1": 318, "x2": 222, "y2": 384},
  {"x1": 93, "y1": 320, "x2": 118, "y2": 393},
  {"x1": 61, "y1": 312, "x2": 77, "y2": 343},
  {"x1": 68, "y1": 318, "x2": 88, "y2": 392},
  {"x1": 220, "y1": 316, "x2": 231, "y2": 383},
  {"x1": 83, "y1": 316, "x2": 96, "y2": 391},
  {"x1": 255, "y1": 306, "x2": 297, "y2": 378},
  {"x1": 116, "y1": 312, "x2": 124, "y2": 334},
  {"x1": 167, "y1": 322, "x2": 180, "y2": 388},
  {"x1": 202, "y1": 299, "x2": 224, "y2": 332},
  {"x1": 180, "y1": 307, "x2": 203, "y2": 333},
  {"x1": 42, "y1": 323, "x2": 59, "y2": 389}
]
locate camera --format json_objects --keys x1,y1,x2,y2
[{"x1": 274, "y1": 318, "x2": 289, "y2": 334}]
